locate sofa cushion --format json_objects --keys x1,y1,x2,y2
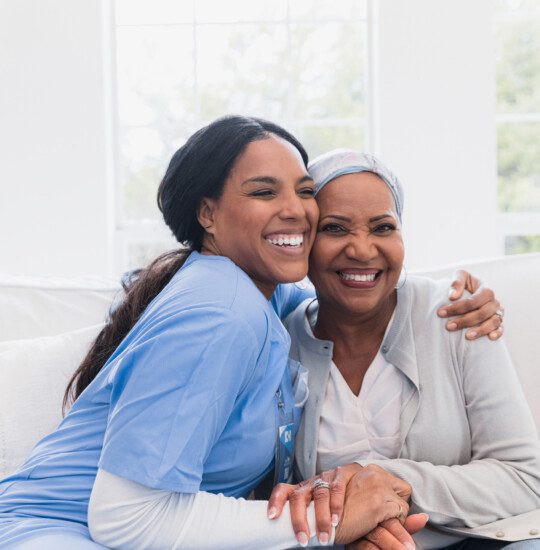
[
  {"x1": 0, "y1": 273, "x2": 120, "y2": 342},
  {"x1": 0, "y1": 324, "x2": 103, "y2": 478}
]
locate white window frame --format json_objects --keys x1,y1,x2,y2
[
  {"x1": 107, "y1": 0, "x2": 376, "y2": 273},
  {"x1": 494, "y1": 8, "x2": 540, "y2": 251}
]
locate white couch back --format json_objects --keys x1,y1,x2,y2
[
  {"x1": 0, "y1": 273, "x2": 120, "y2": 342},
  {"x1": 0, "y1": 253, "x2": 538, "y2": 478}
]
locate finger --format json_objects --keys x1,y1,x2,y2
[
  {"x1": 366, "y1": 526, "x2": 409, "y2": 550},
  {"x1": 329, "y1": 467, "x2": 347, "y2": 528},
  {"x1": 288, "y1": 485, "x2": 313, "y2": 547},
  {"x1": 267, "y1": 483, "x2": 295, "y2": 520},
  {"x1": 489, "y1": 325, "x2": 504, "y2": 341},
  {"x1": 380, "y1": 518, "x2": 420, "y2": 548},
  {"x1": 313, "y1": 472, "x2": 334, "y2": 544},
  {"x1": 403, "y1": 513, "x2": 429, "y2": 535},
  {"x1": 443, "y1": 300, "x2": 501, "y2": 333},
  {"x1": 461, "y1": 271, "x2": 482, "y2": 295},
  {"x1": 390, "y1": 477, "x2": 412, "y2": 501},
  {"x1": 464, "y1": 309, "x2": 504, "y2": 340},
  {"x1": 447, "y1": 269, "x2": 469, "y2": 300},
  {"x1": 438, "y1": 287, "x2": 496, "y2": 319},
  {"x1": 381, "y1": 498, "x2": 409, "y2": 524}
]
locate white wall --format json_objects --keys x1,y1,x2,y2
[
  {"x1": 0, "y1": 0, "x2": 112, "y2": 276},
  {"x1": 375, "y1": 0, "x2": 500, "y2": 270},
  {"x1": 0, "y1": 0, "x2": 500, "y2": 276}
]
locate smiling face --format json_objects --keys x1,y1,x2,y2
[
  {"x1": 309, "y1": 171, "x2": 404, "y2": 318},
  {"x1": 199, "y1": 135, "x2": 319, "y2": 298}
]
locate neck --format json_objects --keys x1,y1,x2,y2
[{"x1": 314, "y1": 291, "x2": 397, "y2": 356}]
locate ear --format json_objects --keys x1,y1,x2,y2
[{"x1": 197, "y1": 197, "x2": 218, "y2": 235}]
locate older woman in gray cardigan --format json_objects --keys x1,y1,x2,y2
[{"x1": 278, "y1": 150, "x2": 540, "y2": 549}]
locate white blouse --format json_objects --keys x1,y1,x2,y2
[{"x1": 316, "y1": 352, "x2": 408, "y2": 474}]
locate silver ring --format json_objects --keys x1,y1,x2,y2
[
  {"x1": 495, "y1": 308, "x2": 504, "y2": 322},
  {"x1": 312, "y1": 479, "x2": 331, "y2": 491},
  {"x1": 396, "y1": 504, "x2": 403, "y2": 518}
]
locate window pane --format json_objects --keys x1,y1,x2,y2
[
  {"x1": 289, "y1": 0, "x2": 367, "y2": 21},
  {"x1": 127, "y1": 242, "x2": 178, "y2": 271},
  {"x1": 115, "y1": 0, "x2": 195, "y2": 25},
  {"x1": 300, "y1": 125, "x2": 365, "y2": 159},
  {"x1": 495, "y1": 0, "x2": 540, "y2": 15},
  {"x1": 197, "y1": 24, "x2": 289, "y2": 121},
  {"x1": 290, "y1": 23, "x2": 366, "y2": 120},
  {"x1": 196, "y1": 0, "x2": 287, "y2": 23},
  {"x1": 116, "y1": 27, "x2": 195, "y2": 127},
  {"x1": 505, "y1": 235, "x2": 540, "y2": 254},
  {"x1": 496, "y1": 21, "x2": 540, "y2": 113},
  {"x1": 497, "y1": 122, "x2": 540, "y2": 212}
]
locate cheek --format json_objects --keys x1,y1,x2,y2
[{"x1": 308, "y1": 240, "x2": 338, "y2": 278}]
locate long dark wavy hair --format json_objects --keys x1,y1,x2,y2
[{"x1": 63, "y1": 115, "x2": 308, "y2": 410}]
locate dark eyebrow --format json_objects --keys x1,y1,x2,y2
[
  {"x1": 320, "y1": 213, "x2": 396, "y2": 224},
  {"x1": 369, "y1": 214, "x2": 396, "y2": 223},
  {"x1": 241, "y1": 175, "x2": 314, "y2": 186},
  {"x1": 320, "y1": 214, "x2": 352, "y2": 223}
]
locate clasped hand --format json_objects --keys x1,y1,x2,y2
[{"x1": 267, "y1": 463, "x2": 428, "y2": 548}]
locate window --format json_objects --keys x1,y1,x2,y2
[
  {"x1": 112, "y1": 0, "x2": 372, "y2": 272},
  {"x1": 495, "y1": 0, "x2": 540, "y2": 254}
]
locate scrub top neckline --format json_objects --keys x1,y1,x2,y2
[{"x1": 187, "y1": 251, "x2": 279, "y2": 303}]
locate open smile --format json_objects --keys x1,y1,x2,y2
[
  {"x1": 337, "y1": 269, "x2": 383, "y2": 288},
  {"x1": 264, "y1": 232, "x2": 308, "y2": 255}
]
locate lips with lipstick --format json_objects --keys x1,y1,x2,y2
[{"x1": 337, "y1": 268, "x2": 382, "y2": 288}]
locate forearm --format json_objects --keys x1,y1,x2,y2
[{"x1": 89, "y1": 468, "x2": 323, "y2": 549}]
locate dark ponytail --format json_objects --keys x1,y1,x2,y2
[{"x1": 63, "y1": 115, "x2": 308, "y2": 411}]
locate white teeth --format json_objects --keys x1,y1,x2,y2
[
  {"x1": 341, "y1": 272, "x2": 377, "y2": 282},
  {"x1": 266, "y1": 234, "x2": 304, "y2": 247}
]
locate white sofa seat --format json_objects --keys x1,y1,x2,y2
[{"x1": 0, "y1": 253, "x2": 538, "y2": 479}]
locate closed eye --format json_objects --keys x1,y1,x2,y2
[
  {"x1": 320, "y1": 223, "x2": 347, "y2": 234},
  {"x1": 298, "y1": 187, "x2": 315, "y2": 198},
  {"x1": 249, "y1": 189, "x2": 275, "y2": 198}
]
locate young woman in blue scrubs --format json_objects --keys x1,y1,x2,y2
[{"x1": 0, "y1": 116, "x2": 502, "y2": 549}]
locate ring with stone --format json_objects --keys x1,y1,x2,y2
[
  {"x1": 495, "y1": 308, "x2": 504, "y2": 322},
  {"x1": 312, "y1": 479, "x2": 331, "y2": 491}
]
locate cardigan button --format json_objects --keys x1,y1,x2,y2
[
  {"x1": 530, "y1": 529, "x2": 539, "y2": 536},
  {"x1": 495, "y1": 531, "x2": 505, "y2": 538},
  {"x1": 381, "y1": 345, "x2": 389, "y2": 353}
]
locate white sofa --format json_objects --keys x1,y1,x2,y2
[{"x1": 1, "y1": 253, "x2": 539, "y2": 480}]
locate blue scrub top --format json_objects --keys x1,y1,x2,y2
[{"x1": 0, "y1": 252, "x2": 313, "y2": 543}]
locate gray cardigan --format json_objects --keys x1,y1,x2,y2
[{"x1": 285, "y1": 276, "x2": 540, "y2": 535}]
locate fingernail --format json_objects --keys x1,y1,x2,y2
[
  {"x1": 448, "y1": 288, "x2": 458, "y2": 299},
  {"x1": 466, "y1": 331, "x2": 477, "y2": 339},
  {"x1": 319, "y1": 532, "x2": 329, "y2": 545},
  {"x1": 267, "y1": 506, "x2": 277, "y2": 519},
  {"x1": 447, "y1": 322, "x2": 457, "y2": 330},
  {"x1": 438, "y1": 309, "x2": 447, "y2": 317},
  {"x1": 297, "y1": 532, "x2": 309, "y2": 547},
  {"x1": 403, "y1": 542, "x2": 415, "y2": 550},
  {"x1": 420, "y1": 513, "x2": 430, "y2": 521},
  {"x1": 331, "y1": 513, "x2": 339, "y2": 527}
]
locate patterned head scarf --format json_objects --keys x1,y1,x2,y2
[{"x1": 308, "y1": 149, "x2": 404, "y2": 221}]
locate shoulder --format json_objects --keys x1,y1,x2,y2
[
  {"x1": 142, "y1": 253, "x2": 273, "y2": 340},
  {"x1": 402, "y1": 275, "x2": 468, "y2": 320},
  {"x1": 283, "y1": 298, "x2": 313, "y2": 335}
]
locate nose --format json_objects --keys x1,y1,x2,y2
[
  {"x1": 278, "y1": 186, "x2": 308, "y2": 220},
  {"x1": 344, "y1": 233, "x2": 378, "y2": 263}
]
